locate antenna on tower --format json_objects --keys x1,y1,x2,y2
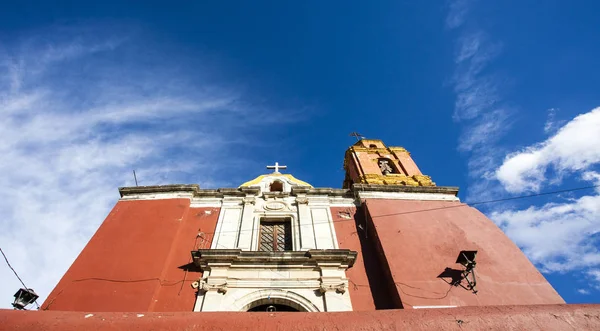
[{"x1": 133, "y1": 170, "x2": 139, "y2": 187}]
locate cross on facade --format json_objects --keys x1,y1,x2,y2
[
  {"x1": 349, "y1": 132, "x2": 364, "y2": 141},
  {"x1": 267, "y1": 162, "x2": 287, "y2": 173}
]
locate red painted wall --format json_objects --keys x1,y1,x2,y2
[
  {"x1": 41, "y1": 199, "x2": 220, "y2": 312},
  {"x1": 3, "y1": 304, "x2": 600, "y2": 331},
  {"x1": 363, "y1": 199, "x2": 564, "y2": 308},
  {"x1": 330, "y1": 207, "x2": 375, "y2": 311}
]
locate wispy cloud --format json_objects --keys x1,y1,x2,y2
[
  {"x1": 578, "y1": 288, "x2": 590, "y2": 295},
  {"x1": 447, "y1": 3, "x2": 511, "y2": 203},
  {"x1": 544, "y1": 108, "x2": 566, "y2": 135},
  {"x1": 445, "y1": 0, "x2": 472, "y2": 29},
  {"x1": 0, "y1": 24, "x2": 302, "y2": 307}
]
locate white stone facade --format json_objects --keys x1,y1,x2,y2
[
  {"x1": 209, "y1": 175, "x2": 344, "y2": 252},
  {"x1": 196, "y1": 174, "x2": 355, "y2": 312}
]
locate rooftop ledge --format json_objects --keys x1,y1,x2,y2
[
  {"x1": 118, "y1": 184, "x2": 459, "y2": 198},
  {"x1": 2, "y1": 304, "x2": 599, "y2": 330}
]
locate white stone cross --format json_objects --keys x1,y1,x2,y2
[{"x1": 266, "y1": 162, "x2": 287, "y2": 173}]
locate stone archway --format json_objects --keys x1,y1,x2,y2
[{"x1": 233, "y1": 289, "x2": 320, "y2": 312}]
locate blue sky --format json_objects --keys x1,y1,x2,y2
[{"x1": 1, "y1": 0, "x2": 599, "y2": 307}]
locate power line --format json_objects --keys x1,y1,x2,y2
[
  {"x1": 194, "y1": 183, "x2": 600, "y2": 235},
  {"x1": 0, "y1": 247, "x2": 40, "y2": 309},
  {"x1": 468, "y1": 184, "x2": 600, "y2": 206}
]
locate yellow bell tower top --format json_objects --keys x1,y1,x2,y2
[{"x1": 342, "y1": 139, "x2": 435, "y2": 188}]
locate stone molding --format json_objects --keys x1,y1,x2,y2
[
  {"x1": 191, "y1": 249, "x2": 357, "y2": 269},
  {"x1": 352, "y1": 183, "x2": 459, "y2": 196},
  {"x1": 119, "y1": 183, "x2": 459, "y2": 202}
]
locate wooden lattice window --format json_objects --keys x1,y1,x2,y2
[{"x1": 259, "y1": 219, "x2": 292, "y2": 252}]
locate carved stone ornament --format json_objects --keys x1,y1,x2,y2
[
  {"x1": 264, "y1": 201, "x2": 286, "y2": 211},
  {"x1": 295, "y1": 197, "x2": 309, "y2": 204},
  {"x1": 319, "y1": 283, "x2": 347, "y2": 294},
  {"x1": 242, "y1": 197, "x2": 256, "y2": 205},
  {"x1": 198, "y1": 279, "x2": 228, "y2": 294}
]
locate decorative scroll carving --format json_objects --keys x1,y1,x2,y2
[
  {"x1": 319, "y1": 283, "x2": 347, "y2": 294},
  {"x1": 242, "y1": 197, "x2": 256, "y2": 205},
  {"x1": 295, "y1": 197, "x2": 309, "y2": 204},
  {"x1": 197, "y1": 279, "x2": 228, "y2": 294}
]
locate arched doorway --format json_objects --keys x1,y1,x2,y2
[
  {"x1": 233, "y1": 290, "x2": 320, "y2": 312},
  {"x1": 248, "y1": 304, "x2": 299, "y2": 312},
  {"x1": 243, "y1": 296, "x2": 309, "y2": 312}
]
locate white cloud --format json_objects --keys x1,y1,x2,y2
[
  {"x1": 588, "y1": 270, "x2": 600, "y2": 289},
  {"x1": 0, "y1": 25, "x2": 300, "y2": 308},
  {"x1": 577, "y1": 288, "x2": 590, "y2": 295},
  {"x1": 490, "y1": 181, "x2": 600, "y2": 273},
  {"x1": 491, "y1": 109, "x2": 600, "y2": 284},
  {"x1": 496, "y1": 107, "x2": 600, "y2": 193}
]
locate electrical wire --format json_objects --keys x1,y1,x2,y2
[
  {"x1": 189, "y1": 183, "x2": 600, "y2": 235},
  {"x1": 0, "y1": 247, "x2": 40, "y2": 309}
]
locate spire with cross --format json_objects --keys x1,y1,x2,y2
[{"x1": 267, "y1": 162, "x2": 287, "y2": 174}]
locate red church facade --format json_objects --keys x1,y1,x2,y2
[{"x1": 40, "y1": 139, "x2": 563, "y2": 313}]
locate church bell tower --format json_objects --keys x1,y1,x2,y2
[{"x1": 343, "y1": 139, "x2": 434, "y2": 188}]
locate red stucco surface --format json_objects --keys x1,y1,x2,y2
[
  {"x1": 2, "y1": 304, "x2": 600, "y2": 330},
  {"x1": 393, "y1": 150, "x2": 421, "y2": 175},
  {"x1": 364, "y1": 199, "x2": 564, "y2": 308},
  {"x1": 330, "y1": 206, "x2": 376, "y2": 311},
  {"x1": 41, "y1": 199, "x2": 220, "y2": 312}
]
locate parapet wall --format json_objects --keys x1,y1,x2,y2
[{"x1": 1, "y1": 304, "x2": 600, "y2": 331}]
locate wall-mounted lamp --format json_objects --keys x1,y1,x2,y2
[
  {"x1": 12, "y1": 288, "x2": 38, "y2": 310},
  {"x1": 456, "y1": 250, "x2": 478, "y2": 294}
]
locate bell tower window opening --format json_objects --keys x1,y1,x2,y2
[
  {"x1": 270, "y1": 180, "x2": 284, "y2": 192},
  {"x1": 258, "y1": 218, "x2": 292, "y2": 252},
  {"x1": 378, "y1": 158, "x2": 398, "y2": 175},
  {"x1": 369, "y1": 144, "x2": 377, "y2": 148}
]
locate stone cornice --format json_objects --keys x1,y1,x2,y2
[
  {"x1": 120, "y1": 185, "x2": 356, "y2": 199},
  {"x1": 191, "y1": 249, "x2": 357, "y2": 269},
  {"x1": 352, "y1": 183, "x2": 459, "y2": 196},
  {"x1": 119, "y1": 184, "x2": 199, "y2": 197},
  {"x1": 119, "y1": 183, "x2": 459, "y2": 200}
]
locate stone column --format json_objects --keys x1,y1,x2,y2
[
  {"x1": 318, "y1": 263, "x2": 353, "y2": 312},
  {"x1": 197, "y1": 264, "x2": 231, "y2": 311},
  {"x1": 237, "y1": 197, "x2": 256, "y2": 250},
  {"x1": 297, "y1": 196, "x2": 316, "y2": 250}
]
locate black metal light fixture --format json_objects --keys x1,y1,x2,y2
[
  {"x1": 12, "y1": 288, "x2": 38, "y2": 310},
  {"x1": 456, "y1": 250, "x2": 478, "y2": 294}
]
